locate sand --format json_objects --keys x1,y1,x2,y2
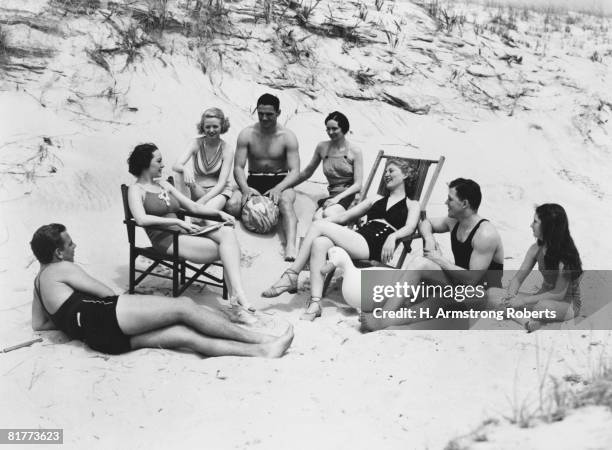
[{"x1": 1, "y1": 0, "x2": 612, "y2": 448}]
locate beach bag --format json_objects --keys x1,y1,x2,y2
[{"x1": 241, "y1": 195, "x2": 279, "y2": 234}]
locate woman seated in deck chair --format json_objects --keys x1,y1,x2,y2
[
  {"x1": 31, "y1": 223, "x2": 293, "y2": 357},
  {"x1": 290, "y1": 111, "x2": 363, "y2": 220},
  {"x1": 172, "y1": 107, "x2": 235, "y2": 211},
  {"x1": 488, "y1": 203, "x2": 583, "y2": 332},
  {"x1": 127, "y1": 143, "x2": 253, "y2": 319},
  {"x1": 262, "y1": 158, "x2": 421, "y2": 321}
]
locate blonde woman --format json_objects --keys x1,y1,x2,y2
[{"x1": 173, "y1": 108, "x2": 235, "y2": 210}]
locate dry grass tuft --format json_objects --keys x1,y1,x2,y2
[{"x1": 418, "y1": 0, "x2": 466, "y2": 33}]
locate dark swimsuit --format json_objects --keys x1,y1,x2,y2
[
  {"x1": 35, "y1": 270, "x2": 131, "y2": 355},
  {"x1": 247, "y1": 172, "x2": 287, "y2": 195},
  {"x1": 451, "y1": 219, "x2": 503, "y2": 288},
  {"x1": 355, "y1": 196, "x2": 408, "y2": 262}
]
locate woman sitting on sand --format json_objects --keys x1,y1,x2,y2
[
  {"x1": 262, "y1": 158, "x2": 420, "y2": 321},
  {"x1": 31, "y1": 223, "x2": 293, "y2": 357},
  {"x1": 127, "y1": 143, "x2": 253, "y2": 318},
  {"x1": 291, "y1": 111, "x2": 363, "y2": 220},
  {"x1": 172, "y1": 108, "x2": 235, "y2": 210},
  {"x1": 489, "y1": 203, "x2": 583, "y2": 332}
]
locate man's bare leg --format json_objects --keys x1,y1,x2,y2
[
  {"x1": 117, "y1": 295, "x2": 273, "y2": 343},
  {"x1": 279, "y1": 189, "x2": 298, "y2": 261},
  {"x1": 130, "y1": 324, "x2": 294, "y2": 358}
]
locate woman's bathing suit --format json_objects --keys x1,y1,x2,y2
[
  {"x1": 317, "y1": 146, "x2": 356, "y2": 209},
  {"x1": 192, "y1": 139, "x2": 233, "y2": 199},
  {"x1": 142, "y1": 189, "x2": 183, "y2": 253},
  {"x1": 355, "y1": 195, "x2": 408, "y2": 262}
]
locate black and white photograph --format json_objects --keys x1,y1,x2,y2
[{"x1": 1, "y1": 0, "x2": 612, "y2": 448}]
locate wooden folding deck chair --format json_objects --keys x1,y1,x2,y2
[
  {"x1": 121, "y1": 184, "x2": 227, "y2": 298},
  {"x1": 322, "y1": 150, "x2": 445, "y2": 293}
]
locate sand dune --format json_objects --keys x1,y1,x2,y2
[{"x1": 1, "y1": 0, "x2": 611, "y2": 448}]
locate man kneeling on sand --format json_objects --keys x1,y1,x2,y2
[
  {"x1": 361, "y1": 178, "x2": 504, "y2": 331},
  {"x1": 30, "y1": 223, "x2": 293, "y2": 357}
]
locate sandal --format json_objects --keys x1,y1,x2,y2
[
  {"x1": 261, "y1": 269, "x2": 299, "y2": 298},
  {"x1": 300, "y1": 297, "x2": 322, "y2": 321}
]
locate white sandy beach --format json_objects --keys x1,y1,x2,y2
[{"x1": 1, "y1": 0, "x2": 612, "y2": 448}]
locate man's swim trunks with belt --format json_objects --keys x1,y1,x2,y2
[{"x1": 247, "y1": 172, "x2": 287, "y2": 195}]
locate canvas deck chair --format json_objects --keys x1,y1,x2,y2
[
  {"x1": 322, "y1": 151, "x2": 445, "y2": 294},
  {"x1": 121, "y1": 184, "x2": 227, "y2": 298}
]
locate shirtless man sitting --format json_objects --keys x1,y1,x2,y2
[
  {"x1": 31, "y1": 223, "x2": 293, "y2": 357},
  {"x1": 226, "y1": 93, "x2": 300, "y2": 261},
  {"x1": 361, "y1": 178, "x2": 504, "y2": 331}
]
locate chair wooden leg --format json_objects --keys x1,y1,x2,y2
[
  {"x1": 129, "y1": 249, "x2": 136, "y2": 294},
  {"x1": 180, "y1": 262, "x2": 186, "y2": 284},
  {"x1": 322, "y1": 271, "x2": 334, "y2": 296},
  {"x1": 172, "y1": 259, "x2": 179, "y2": 297}
]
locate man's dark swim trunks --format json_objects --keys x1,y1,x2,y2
[{"x1": 247, "y1": 172, "x2": 287, "y2": 195}]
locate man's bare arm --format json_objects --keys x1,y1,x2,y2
[
  {"x1": 62, "y1": 263, "x2": 115, "y2": 298},
  {"x1": 267, "y1": 130, "x2": 300, "y2": 194},
  {"x1": 234, "y1": 129, "x2": 250, "y2": 195}
]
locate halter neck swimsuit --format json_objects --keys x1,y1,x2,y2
[
  {"x1": 355, "y1": 195, "x2": 409, "y2": 262},
  {"x1": 141, "y1": 188, "x2": 183, "y2": 252},
  {"x1": 318, "y1": 144, "x2": 356, "y2": 210},
  {"x1": 192, "y1": 139, "x2": 234, "y2": 198}
]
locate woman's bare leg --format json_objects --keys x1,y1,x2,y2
[
  {"x1": 264, "y1": 220, "x2": 370, "y2": 297},
  {"x1": 321, "y1": 204, "x2": 346, "y2": 219},
  {"x1": 203, "y1": 226, "x2": 251, "y2": 309},
  {"x1": 116, "y1": 295, "x2": 268, "y2": 342},
  {"x1": 130, "y1": 324, "x2": 294, "y2": 358},
  {"x1": 309, "y1": 236, "x2": 335, "y2": 299},
  {"x1": 509, "y1": 297, "x2": 574, "y2": 331},
  {"x1": 288, "y1": 220, "x2": 370, "y2": 273}
]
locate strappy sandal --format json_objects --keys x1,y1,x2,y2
[
  {"x1": 261, "y1": 269, "x2": 299, "y2": 298},
  {"x1": 300, "y1": 297, "x2": 322, "y2": 321}
]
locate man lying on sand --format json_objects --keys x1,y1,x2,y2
[
  {"x1": 226, "y1": 93, "x2": 300, "y2": 261},
  {"x1": 30, "y1": 223, "x2": 293, "y2": 357},
  {"x1": 361, "y1": 178, "x2": 504, "y2": 331}
]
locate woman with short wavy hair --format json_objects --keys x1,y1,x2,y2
[{"x1": 173, "y1": 107, "x2": 235, "y2": 210}]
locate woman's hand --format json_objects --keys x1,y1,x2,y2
[
  {"x1": 381, "y1": 234, "x2": 397, "y2": 264},
  {"x1": 183, "y1": 166, "x2": 195, "y2": 185},
  {"x1": 176, "y1": 219, "x2": 200, "y2": 233}
]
